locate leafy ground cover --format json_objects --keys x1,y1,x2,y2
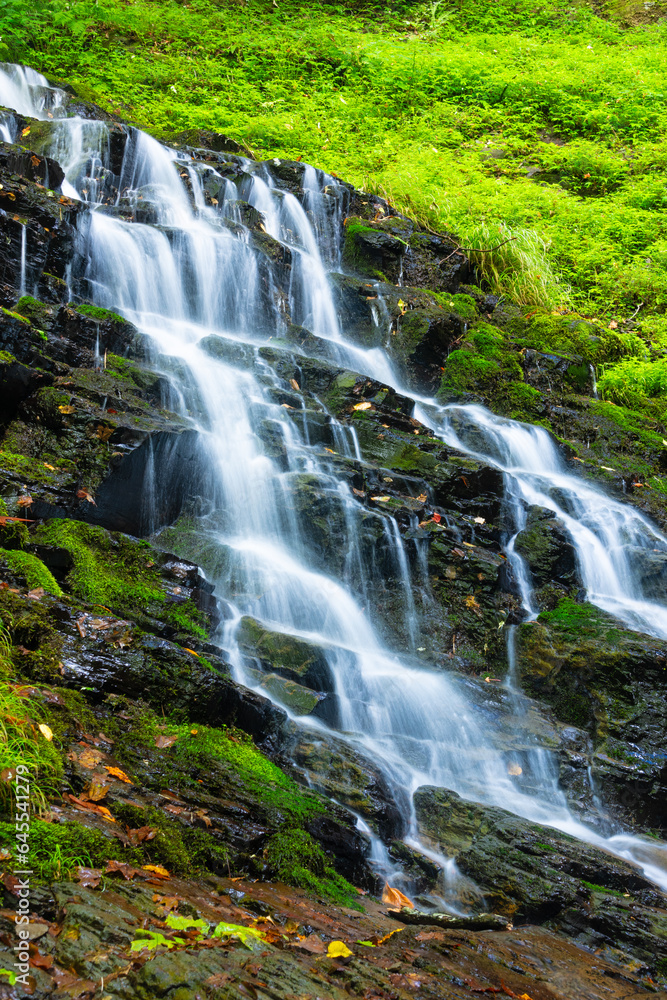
[{"x1": 4, "y1": 0, "x2": 667, "y2": 422}]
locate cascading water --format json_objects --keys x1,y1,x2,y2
[{"x1": 3, "y1": 62, "x2": 667, "y2": 900}]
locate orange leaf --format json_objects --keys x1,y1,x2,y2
[
  {"x1": 155, "y1": 733, "x2": 179, "y2": 748},
  {"x1": 17, "y1": 495, "x2": 33, "y2": 507},
  {"x1": 432, "y1": 512, "x2": 441, "y2": 523},
  {"x1": 105, "y1": 766, "x2": 133, "y2": 784},
  {"x1": 382, "y1": 882, "x2": 414, "y2": 910},
  {"x1": 142, "y1": 864, "x2": 170, "y2": 878}
]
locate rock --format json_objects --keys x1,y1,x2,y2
[
  {"x1": 236, "y1": 615, "x2": 335, "y2": 692},
  {"x1": 513, "y1": 505, "x2": 577, "y2": 590},
  {"x1": 413, "y1": 786, "x2": 667, "y2": 970}
]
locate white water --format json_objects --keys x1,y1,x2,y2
[{"x1": 3, "y1": 62, "x2": 667, "y2": 899}]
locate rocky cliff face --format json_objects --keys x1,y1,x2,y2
[{"x1": 0, "y1": 77, "x2": 665, "y2": 999}]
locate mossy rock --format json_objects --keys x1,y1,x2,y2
[{"x1": 237, "y1": 616, "x2": 334, "y2": 692}]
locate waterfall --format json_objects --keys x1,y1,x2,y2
[{"x1": 3, "y1": 62, "x2": 667, "y2": 899}]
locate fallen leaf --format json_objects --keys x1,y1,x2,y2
[
  {"x1": 76, "y1": 488, "x2": 97, "y2": 505},
  {"x1": 327, "y1": 940, "x2": 353, "y2": 958},
  {"x1": 86, "y1": 779, "x2": 110, "y2": 802},
  {"x1": 183, "y1": 647, "x2": 199, "y2": 657},
  {"x1": 21, "y1": 126, "x2": 30, "y2": 136},
  {"x1": 64, "y1": 793, "x2": 115, "y2": 821},
  {"x1": 352, "y1": 487, "x2": 366, "y2": 497},
  {"x1": 291, "y1": 933, "x2": 325, "y2": 954},
  {"x1": 29, "y1": 950, "x2": 53, "y2": 969},
  {"x1": 382, "y1": 883, "x2": 415, "y2": 910},
  {"x1": 416, "y1": 493, "x2": 427, "y2": 503},
  {"x1": 17, "y1": 495, "x2": 33, "y2": 507},
  {"x1": 608, "y1": 320, "x2": 618, "y2": 329},
  {"x1": 96, "y1": 424, "x2": 114, "y2": 442},
  {"x1": 432, "y1": 512, "x2": 441, "y2": 523},
  {"x1": 370, "y1": 496, "x2": 391, "y2": 502},
  {"x1": 508, "y1": 763, "x2": 523, "y2": 776},
  {"x1": 73, "y1": 867, "x2": 102, "y2": 888},
  {"x1": 58, "y1": 404, "x2": 75, "y2": 414},
  {"x1": 353, "y1": 401, "x2": 372, "y2": 410},
  {"x1": 105, "y1": 860, "x2": 141, "y2": 880},
  {"x1": 142, "y1": 864, "x2": 170, "y2": 878},
  {"x1": 415, "y1": 930, "x2": 446, "y2": 943},
  {"x1": 289, "y1": 378, "x2": 300, "y2": 391},
  {"x1": 105, "y1": 766, "x2": 133, "y2": 784},
  {"x1": 74, "y1": 747, "x2": 104, "y2": 769},
  {"x1": 153, "y1": 894, "x2": 179, "y2": 913},
  {"x1": 37, "y1": 724, "x2": 53, "y2": 741},
  {"x1": 27, "y1": 587, "x2": 46, "y2": 600},
  {"x1": 474, "y1": 516, "x2": 485, "y2": 524},
  {"x1": 127, "y1": 826, "x2": 156, "y2": 845},
  {"x1": 206, "y1": 973, "x2": 234, "y2": 987},
  {"x1": 155, "y1": 733, "x2": 179, "y2": 748}
]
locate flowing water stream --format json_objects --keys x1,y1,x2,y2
[{"x1": 3, "y1": 62, "x2": 667, "y2": 900}]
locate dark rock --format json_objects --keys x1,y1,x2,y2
[{"x1": 413, "y1": 785, "x2": 667, "y2": 969}]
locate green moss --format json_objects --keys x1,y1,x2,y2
[
  {"x1": 14, "y1": 295, "x2": 53, "y2": 327},
  {"x1": 169, "y1": 723, "x2": 324, "y2": 823},
  {"x1": 0, "y1": 549, "x2": 62, "y2": 596},
  {"x1": 112, "y1": 803, "x2": 225, "y2": 875},
  {"x1": 74, "y1": 303, "x2": 127, "y2": 325},
  {"x1": 433, "y1": 292, "x2": 479, "y2": 321},
  {"x1": 0, "y1": 819, "x2": 139, "y2": 881},
  {"x1": 538, "y1": 598, "x2": 608, "y2": 637},
  {"x1": 387, "y1": 441, "x2": 438, "y2": 472},
  {"x1": 0, "y1": 307, "x2": 29, "y2": 325},
  {"x1": 0, "y1": 351, "x2": 16, "y2": 364},
  {"x1": 32, "y1": 520, "x2": 207, "y2": 637},
  {"x1": 581, "y1": 880, "x2": 625, "y2": 897},
  {"x1": 264, "y1": 827, "x2": 361, "y2": 908}
]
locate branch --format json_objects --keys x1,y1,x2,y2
[
  {"x1": 441, "y1": 236, "x2": 518, "y2": 263},
  {"x1": 389, "y1": 907, "x2": 512, "y2": 931}
]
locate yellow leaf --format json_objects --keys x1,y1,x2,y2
[
  {"x1": 183, "y1": 648, "x2": 199, "y2": 657},
  {"x1": 38, "y1": 724, "x2": 53, "y2": 741},
  {"x1": 353, "y1": 401, "x2": 372, "y2": 411},
  {"x1": 43, "y1": 463, "x2": 56, "y2": 470},
  {"x1": 58, "y1": 404, "x2": 75, "y2": 414},
  {"x1": 289, "y1": 378, "x2": 300, "y2": 391},
  {"x1": 382, "y1": 883, "x2": 415, "y2": 909},
  {"x1": 370, "y1": 496, "x2": 390, "y2": 502},
  {"x1": 416, "y1": 493, "x2": 427, "y2": 503},
  {"x1": 327, "y1": 941, "x2": 353, "y2": 958},
  {"x1": 142, "y1": 864, "x2": 170, "y2": 878},
  {"x1": 105, "y1": 766, "x2": 133, "y2": 784},
  {"x1": 508, "y1": 763, "x2": 523, "y2": 775},
  {"x1": 21, "y1": 126, "x2": 30, "y2": 136}
]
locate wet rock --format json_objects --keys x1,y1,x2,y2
[
  {"x1": 413, "y1": 785, "x2": 667, "y2": 969},
  {"x1": 237, "y1": 615, "x2": 335, "y2": 693},
  {"x1": 513, "y1": 505, "x2": 577, "y2": 590},
  {"x1": 517, "y1": 599, "x2": 667, "y2": 830},
  {"x1": 286, "y1": 728, "x2": 405, "y2": 839}
]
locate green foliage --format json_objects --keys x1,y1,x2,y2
[
  {"x1": 6, "y1": 0, "x2": 667, "y2": 331},
  {"x1": 74, "y1": 303, "x2": 126, "y2": 324},
  {"x1": 0, "y1": 549, "x2": 62, "y2": 596},
  {"x1": 264, "y1": 827, "x2": 361, "y2": 907},
  {"x1": 33, "y1": 520, "x2": 207, "y2": 636},
  {"x1": 597, "y1": 355, "x2": 667, "y2": 409}
]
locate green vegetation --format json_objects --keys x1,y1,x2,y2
[
  {"x1": 0, "y1": 624, "x2": 64, "y2": 809},
  {"x1": 265, "y1": 827, "x2": 361, "y2": 906},
  {"x1": 0, "y1": 549, "x2": 62, "y2": 595},
  {"x1": 5, "y1": 0, "x2": 667, "y2": 326},
  {"x1": 33, "y1": 520, "x2": 208, "y2": 637},
  {"x1": 74, "y1": 303, "x2": 126, "y2": 324}
]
